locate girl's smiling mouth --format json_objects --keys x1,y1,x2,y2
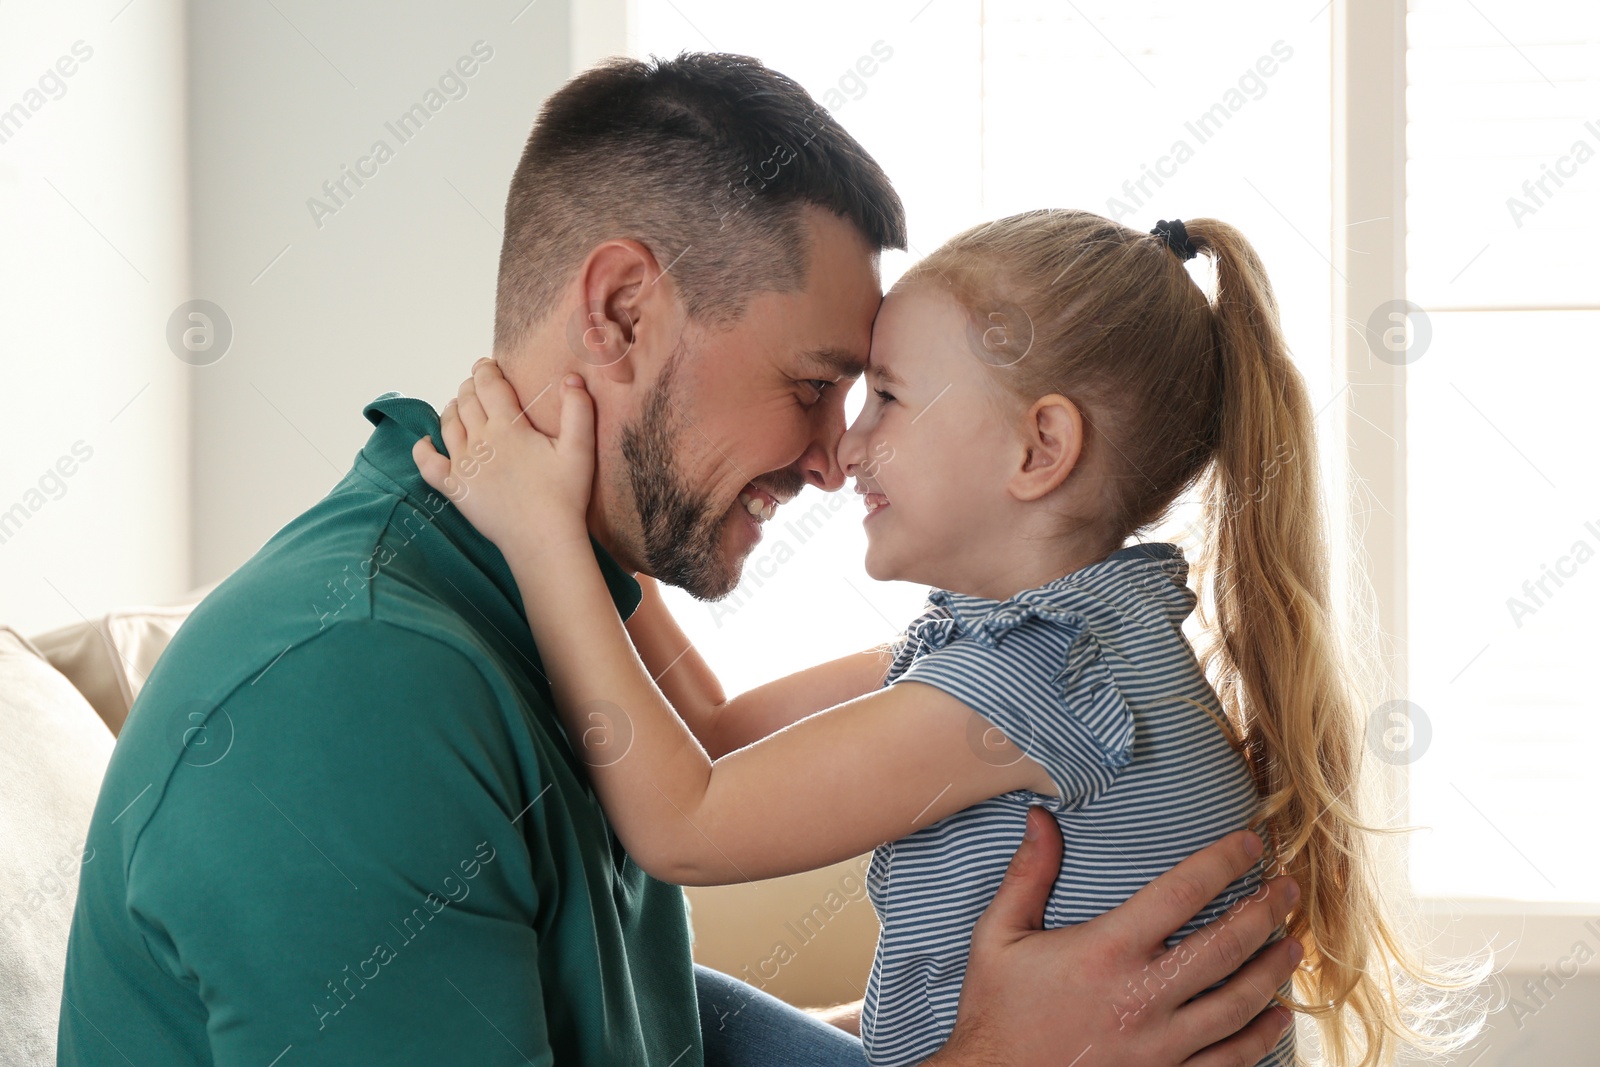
[{"x1": 857, "y1": 485, "x2": 890, "y2": 519}]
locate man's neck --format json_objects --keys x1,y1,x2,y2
[
  {"x1": 495, "y1": 341, "x2": 566, "y2": 439},
  {"x1": 494, "y1": 339, "x2": 642, "y2": 576}
]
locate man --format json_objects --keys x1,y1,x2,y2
[{"x1": 59, "y1": 53, "x2": 1298, "y2": 1065}]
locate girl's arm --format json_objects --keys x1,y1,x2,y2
[
  {"x1": 509, "y1": 532, "x2": 1055, "y2": 883},
  {"x1": 807, "y1": 1001, "x2": 862, "y2": 1037},
  {"x1": 415, "y1": 364, "x2": 1057, "y2": 885},
  {"x1": 624, "y1": 575, "x2": 895, "y2": 758}
]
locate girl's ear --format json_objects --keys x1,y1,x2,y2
[{"x1": 1009, "y1": 394, "x2": 1084, "y2": 502}]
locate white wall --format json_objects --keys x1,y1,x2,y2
[
  {"x1": 185, "y1": 0, "x2": 581, "y2": 584},
  {"x1": 0, "y1": 0, "x2": 192, "y2": 633},
  {"x1": 1, "y1": 0, "x2": 587, "y2": 624}
]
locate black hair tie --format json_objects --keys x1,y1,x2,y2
[{"x1": 1151, "y1": 218, "x2": 1197, "y2": 261}]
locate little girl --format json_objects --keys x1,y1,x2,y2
[{"x1": 417, "y1": 210, "x2": 1468, "y2": 1066}]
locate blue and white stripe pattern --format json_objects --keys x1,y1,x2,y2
[{"x1": 860, "y1": 542, "x2": 1294, "y2": 1067}]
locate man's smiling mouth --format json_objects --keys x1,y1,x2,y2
[{"x1": 737, "y1": 482, "x2": 781, "y2": 523}]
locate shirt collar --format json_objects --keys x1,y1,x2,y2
[
  {"x1": 357, "y1": 391, "x2": 643, "y2": 622},
  {"x1": 927, "y1": 542, "x2": 1192, "y2": 640}
]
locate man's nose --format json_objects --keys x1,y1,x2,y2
[
  {"x1": 800, "y1": 400, "x2": 851, "y2": 492},
  {"x1": 800, "y1": 439, "x2": 847, "y2": 492}
]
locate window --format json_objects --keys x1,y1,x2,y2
[
  {"x1": 1404, "y1": 0, "x2": 1600, "y2": 904},
  {"x1": 630, "y1": 0, "x2": 1334, "y2": 695},
  {"x1": 627, "y1": 0, "x2": 1598, "y2": 910}
]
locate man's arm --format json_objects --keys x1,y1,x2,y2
[
  {"x1": 126, "y1": 623, "x2": 559, "y2": 1065},
  {"x1": 625, "y1": 573, "x2": 892, "y2": 757},
  {"x1": 925, "y1": 808, "x2": 1300, "y2": 1067}
]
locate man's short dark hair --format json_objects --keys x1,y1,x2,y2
[{"x1": 493, "y1": 52, "x2": 908, "y2": 352}]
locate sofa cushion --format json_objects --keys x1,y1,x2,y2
[
  {"x1": 0, "y1": 626, "x2": 114, "y2": 1067},
  {"x1": 31, "y1": 593, "x2": 209, "y2": 737}
]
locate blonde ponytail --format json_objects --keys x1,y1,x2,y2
[{"x1": 1186, "y1": 217, "x2": 1484, "y2": 1065}]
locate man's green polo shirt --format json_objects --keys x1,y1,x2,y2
[{"x1": 57, "y1": 393, "x2": 702, "y2": 1066}]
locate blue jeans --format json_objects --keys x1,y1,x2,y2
[{"x1": 695, "y1": 964, "x2": 870, "y2": 1067}]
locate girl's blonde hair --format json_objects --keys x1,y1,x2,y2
[{"x1": 901, "y1": 209, "x2": 1484, "y2": 1066}]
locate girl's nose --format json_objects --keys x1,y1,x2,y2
[{"x1": 837, "y1": 416, "x2": 867, "y2": 476}]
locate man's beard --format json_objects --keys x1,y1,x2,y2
[{"x1": 619, "y1": 353, "x2": 744, "y2": 601}]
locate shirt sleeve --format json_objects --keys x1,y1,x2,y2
[
  {"x1": 125, "y1": 621, "x2": 556, "y2": 1066},
  {"x1": 892, "y1": 607, "x2": 1136, "y2": 812}
]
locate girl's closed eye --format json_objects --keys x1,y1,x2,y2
[{"x1": 873, "y1": 388, "x2": 896, "y2": 404}]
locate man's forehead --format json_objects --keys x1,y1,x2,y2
[{"x1": 801, "y1": 345, "x2": 868, "y2": 380}]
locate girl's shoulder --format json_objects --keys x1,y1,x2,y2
[
  {"x1": 896, "y1": 542, "x2": 1194, "y2": 658},
  {"x1": 882, "y1": 544, "x2": 1202, "y2": 716}
]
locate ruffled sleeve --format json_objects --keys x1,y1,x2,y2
[{"x1": 890, "y1": 599, "x2": 1136, "y2": 812}]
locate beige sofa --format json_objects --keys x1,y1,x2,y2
[{"x1": 0, "y1": 594, "x2": 878, "y2": 1065}]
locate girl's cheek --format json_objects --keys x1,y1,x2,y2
[{"x1": 865, "y1": 440, "x2": 896, "y2": 478}]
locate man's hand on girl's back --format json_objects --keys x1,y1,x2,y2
[{"x1": 931, "y1": 807, "x2": 1299, "y2": 1067}]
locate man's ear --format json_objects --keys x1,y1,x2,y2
[
  {"x1": 1009, "y1": 394, "x2": 1084, "y2": 502},
  {"x1": 571, "y1": 239, "x2": 668, "y2": 386}
]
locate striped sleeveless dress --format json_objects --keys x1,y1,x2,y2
[{"x1": 860, "y1": 542, "x2": 1294, "y2": 1067}]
